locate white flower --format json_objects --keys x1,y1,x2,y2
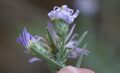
[{"x1": 48, "y1": 5, "x2": 80, "y2": 24}]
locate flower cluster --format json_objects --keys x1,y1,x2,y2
[
  {"x1": 17, "y1": 5, "x2": 89, "y2": 73},
  {"x1": 48, "y1": 5, "x2": 80, "y2": 24}
]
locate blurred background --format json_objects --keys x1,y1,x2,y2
[{"x1": 0, "y1": 0, "x2": 120, "y2": 73}]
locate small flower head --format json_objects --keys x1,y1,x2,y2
[
  {"x1": 48, "y1": 5, "x2": 80, "y2": 24},
  {"x1": 16, "y1": 28, "x2": 38, "y2": 49},
  {"x1": 69, "y1": 48, "x2": 90, "y2": 59}
]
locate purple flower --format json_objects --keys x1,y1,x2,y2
[
  {"x1": 69, "y1": 48, "x2": 89, "y2": 59},
  {"x1": 16, "y1": 28, "x2": 39, "y2": 49},
  {"x1": 48, "y1": 5, "x2": 80, "y2": 24}
]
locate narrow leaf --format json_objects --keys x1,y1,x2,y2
[
  {"x1": 65, "y1": 24, "x2": 76, "y2": 43},
  {"x1": 31, "y1": 46, "x2": 65, "y2": 68},
  {"x1": 78, "y1": 31, "x2": 88, "y2": 44}
]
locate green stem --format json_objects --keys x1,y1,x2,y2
[
  {"x1": 48, "y1": 64, "x2": 57, "y2": 73},
  {"x1": 76, "y1": 52, "x2": 84, "y2": 68}
]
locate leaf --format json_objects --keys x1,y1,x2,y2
[
  {"x1": 46, "y1": 28, "x2": 59, "y2": 55},
  {"x1": 65, "y1": 24, "x2": 76, "y2": 43},
  {"x1": 31, "y1": 46, "x2": 65, "y2": 68},
  {"x1": 78, "y1": 31, "x2": 88, "y2": 44}
]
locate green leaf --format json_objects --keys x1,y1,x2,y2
[
  {"x1": 78, "y1": 31, "x2": 88, "y2": 44},
  {"x1": 31, "y1": 46, "x2": 65, "y2": 69},
  {"x1": 65, "y1": 24, "x2": 76, "y2": 43},
  {"x1": 46, "y1": 28, "x2": 58, "y2": 55}
]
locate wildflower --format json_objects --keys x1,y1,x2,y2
[
  {"x1": 16, "y1": 28, "x2": 41, "y2": 49},
  {"x1": 69, "y1": 48, "x2": 89, "y2": 59},
  {"x1": 48, "y1": 5, "x2": 80, "y2": 24},
  {"x1": 16, "y1": 5, "x2": 89, "y2": 71}
]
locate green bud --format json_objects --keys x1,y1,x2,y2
[{"x1": 53, "y1": 19, "x2": 69, "y2": 37}]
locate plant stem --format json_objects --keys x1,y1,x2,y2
[
  {"x1": 76, "y1": 52, "x2": 84, "y2": 68},
  {"x1": 48, "y1": 64, "x2": 57, "y2": 73}
]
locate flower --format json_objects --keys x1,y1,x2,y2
[
  {"x1": 16, "y1": 28, "x2": 40, "y2": 49},
  {"x1": 69, "y1": 48, "x2": 90, "y2": 59},
  {"x1": 48, "y1": 5, "x2": 80, "y2": 24}
]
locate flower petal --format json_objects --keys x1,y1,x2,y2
[
  {"x1": 16, "y1": 27, "x2": 39, "y2": 48},
  {"x1": 48, "y1": 5, "x2": 80, "y2": 24},
  {"x1": 69, "y1": 48, "x2": 89, "y2": 59},
  {"x1": 29, "y1": 57, "x2": 42, "y2": 63}
]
